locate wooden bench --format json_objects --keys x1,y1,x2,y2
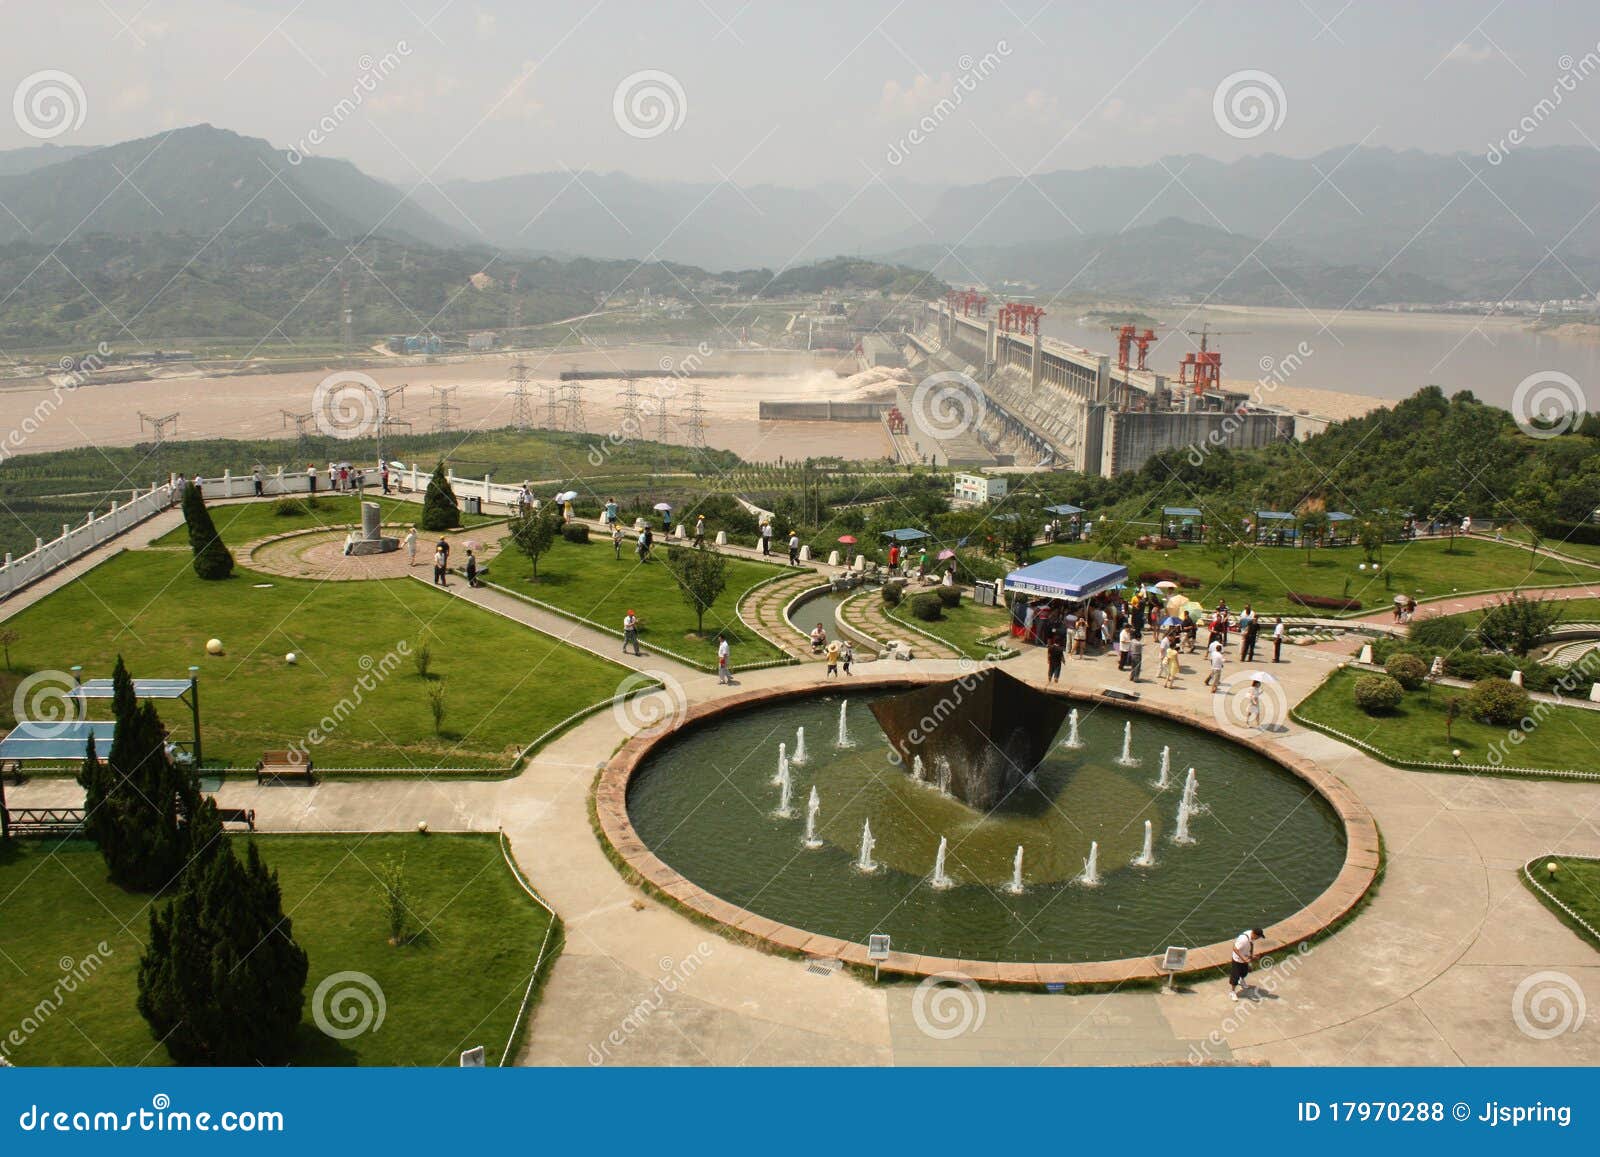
[
  {"x1": 255, "y1": 749, "x2": 314, "y2": 785},
  {"x1": 217, "y1": 807, "x2": 257, "y2": 831}
]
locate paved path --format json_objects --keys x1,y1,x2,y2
[
  {"x1": 741, "y1": 571, "x2": 828, "y2": 661},
  {"x1": 838, "y1": 587, "x2": 962, "y2": 660},
  {"x1": 1349, "y1": 582, "x2": 1600, "y2": 626}
]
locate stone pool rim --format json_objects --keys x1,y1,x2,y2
[{"x1": 595, "y1": 674, "x2": 1381, "y2": 986}]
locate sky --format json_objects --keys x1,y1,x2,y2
[{"x1": 7, "y1": 0, "x2": 1600, "y2": 187}]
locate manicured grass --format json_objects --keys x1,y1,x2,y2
[
  {"x1": 1296, "y1": 667, "x2": 1600, "y2": 771},
  {"x1": 152, "y1": 494, "x2": 494, "y2": 548},
  {"x1": 493, "y1": 536, "x2": 787, "y2": 669},
  {"x1": 0, "y1": 834, "x2": 556, "y2": 1066},
  {"x1": 886, "y1": 594, "x2": 1015, "y2": 660},
  {"x1": 1041, "y1": 535, "x2": 1600, "y2": 614},
  {"x1": 1494, "y1": 525, "x2": 1600, "y2": 569},
  {"x1": 1523, "y1": 856, "x2": 1600, "y2": 951},
  {"x1": 1, "y1": 550, "x2": 631, "y2": 769}
]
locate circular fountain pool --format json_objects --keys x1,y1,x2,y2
[{"x1": 604, "y1": 679, "x2": 1374, "y2": 979}]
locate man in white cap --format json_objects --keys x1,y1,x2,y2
[{"x1": 1230, "y1": 927, "x2": 1266, "y2": 1000}]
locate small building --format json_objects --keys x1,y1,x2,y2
[
  {"x1": 467, "y1": 331, "x2": 497, "y2": 351},
  {"x1": 953, "y1": 472, "x2": 1008, "y2": 504}
]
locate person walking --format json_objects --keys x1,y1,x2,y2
[
  {"x1": 1205, "y1": 638, "x2": 1226, "y2": 692},
  {"x1": 693, "y1": 515, "x2": 706, "y2": 548},
  {"x1": 1162, "y1": 633, "x2": 1181, "y2": 687},
  {"x1": 760, "y1": 521, "x2": 772, "y2": 557},
  {"x1": 636, "y1": 528, "x2": 649, "y2": 562},
  {"x1": 381, "y1": 464, "x2": 390, "y2": 494},
  {"x1": 306, "y1": 463, "x2": 318, "y2": 493},
  {"x1": 1272, "y1": 618, "x2": 1285, "y2": 663},
  {"x1": 787, "y1": 531, "x2": 800, "y2": 566},
  {"x1": 716, "y1": 634, "x2": 732, "y2": 685},
  {"x1": 1240, "y1": 616, "x2": 1259, "y2": 663},
  {"x1": 464, "y1": 549, "x2": 479, "y2": 589},
  {"x1": 252, "y1": 468, "x2": 263, "y2": 497},
  {"x1": 437, "y1": 538, "x2": 450, "y2": 570},
  {"x1": 1229, "y1": 928, "x2": 1266, "y2": 1001},
  {"x1": 1243, "y1": 679, "x2": 1263, "y2": 728},
  {"x1": 825, "y1": 640, "x2": 841, "y2": 679},
  {"x1": 1127, "y1": 631, "x2": 1144, "y2": 683},
  {"x1": 612, "y1": 525, "x2": 625, "y2": 560},
  {"x1": 1117, "y1": 624, "x2": 1131, "y2": 670},
  {"x1": 1046, "y1": 636, "x2": 1065, "y2": 684},
  {"x1": 622, "y1": 610, "x2": 641, "y2": 656},
  {"x1": 403, "y1": 526, "x2": 418, "y2": 567},
  {"x1": 888, "y1": 543, "x2": 901, "y2": 574},
  {"x1": 841, "y1": 640, "x2": 854, "y2": 676},
  {"x1": 432, "y1": 546, "x2": 447, "y2": 586}
]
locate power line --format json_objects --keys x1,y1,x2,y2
[
  {"x1": 138, "y1": 411, "x2": 180, "y2": 443},
  {"x1": 508, "y1": 360, "x2": 533, "y2": 429},
  {"x1": 429, "y1": 386, "x2": 460, "y2": 434}
]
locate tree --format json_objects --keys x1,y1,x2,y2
[
  {"x1": 1298, "y1": 511, "x2": 1328, "y2": 564},
  {"x1": 79, "y1": 656, "x2": 207, "y2": 892},
  {"x1": 427, "y1": 676, "x2": 448, "y2": 735},
  {"x1": 138, "y1": 838, "x2": 308, "y2": 1066},
  {"x1": 1477, "y1": 592, "x2": 1563, "y2": 657},
  {"x1": 181, "y1": 483, "x2": 234, "y2": 580},
  {"x1": 378, "y1": 855, "x2": 412, "y2": 946},
  {"x1": 506, "y1": 504, "x2": 558, "y2": 580},
  {"x1": 1089, "y1": 515, "x2": 1133, "y2": 568},
  {"x1": 664, "y1": 543, "x2": 729, "y2": 634},
  {"x1": 1204, "y1": 503, "x2": 1253, "y2": 585},
  {"x1": 420, "y1": 461, "x2": 461, "y2": 531},
  {"x1": 0, "y1": 626, "x2": 17, "y2": 669},
  {"x1": 1504, "y1": 472, "x2": 1557, "y2": 558}
]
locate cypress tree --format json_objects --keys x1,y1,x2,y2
[
  {"x1": 79, "y1": 656, "x2": 205, "y2": 891},
  {"x1": 420, "y1": 461, "x2": 461, "y2": 531},
  {"x1": 181, "y1": 483, "x2": 234, "y2": 580},
  {"x1": 138, "y1": 838, "x2": 308, "y2": 1065}
]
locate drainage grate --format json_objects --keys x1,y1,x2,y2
[{"x1": 805, "y1": 957, "x2": 843, "y2": 977}]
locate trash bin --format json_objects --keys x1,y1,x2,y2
[
  {"x1": 974, "y1": 579, "x2": 998, "y2": 607},
  {"x1": 464, "y1": 496, "x2": 482, "y2": 515}
]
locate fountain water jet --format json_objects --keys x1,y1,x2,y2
[
  {"x1": 930, "y1": 836, "x2": 954, "y2": 889},
  {"x1": 1174, "y1": 768, "x2": 1200, "y2": 844},
  {"x1": 935, "y1": 756, "x2": 953, "y2": 796},
  {"x1": 803, "y1": 786, "x2": 823, "y2": 848},
  {"x1": 774, "y1": 742, "x2": 789, "y2": 787},
  {"x1": 912, "y1": 754, "x2": 925, "y2": 782},
  {"x1": 1007, "y1": 845, "x2": 1025, "y2": 894},
  {"x1": 1078, "y1": 840, "x2": 1101, "y2": 886},
  {"x1": 1115, "y1": 721, "x2": 1139, "y2": 766},
  {"x1": 1133, "y1": 820, "x2": 1156, "y2": 867},
  {"x1": 836, "y1": 701, "x2": 852, "y2": 748},
  {"x1": 1155, "y1": 746, "x2": 1171, "y2": 789},
  {"x1": 1061, "y1": 708, "x2": 1083, "y2": 749},
  {"x1": 856, "y1": 821, "x2": 877, "y2": 872},
  {"x1": 793, "y1": 726, "x2": 807, "y2": 766},
  {"x1": 775, "y1": 760, "x2": 794, "y2": 817}
]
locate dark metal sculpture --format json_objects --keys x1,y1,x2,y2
[{"x1": 869, "y1": 669, "x2": 1071, "y2": 810}]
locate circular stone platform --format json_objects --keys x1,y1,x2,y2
[
  {"x1": 245, "y1": 525, "x2": 508, "y2": 581},
  {"x1": 596, "y1": 675, "x2": 1381, "y2": 987}
]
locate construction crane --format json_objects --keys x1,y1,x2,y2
[
  {"x1": 1177, "y1": 323, "x2": 1249, "y2": 394},
  {"x1": 1112, "y1": 325, "x2": 1162, "y2": 372},
  {"x1": 998, "y1": 302, "x2": 1045, "y2": 336}
]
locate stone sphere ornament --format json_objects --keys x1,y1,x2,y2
[{"x1": 205, "y1": 638, "x2": 223, "y2": 655}]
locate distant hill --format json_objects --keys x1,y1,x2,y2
[{"x1": 0, "y1": 142, "x2": 97, "y2": 176}]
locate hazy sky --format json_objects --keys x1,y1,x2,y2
[{"x1": 10, "y1": 1, "x2": 1600, "y2": 186}]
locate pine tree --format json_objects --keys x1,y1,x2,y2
[
  {"x1": 138, "y1": 838, "x2": 308, "y2": 1065},
  {"x1": 421, "y1": 461, "x2": 461, "y2": 531},
  {"x1": 79, "y1": 656, "x2": 205, "y2": 892},
  {"x1": 181, "y1": 482, "x2": 234, "y2": 580}
]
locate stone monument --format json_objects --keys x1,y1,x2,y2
[{"x1": 344, "y1": 501, "x2": 399, "y2": 556}]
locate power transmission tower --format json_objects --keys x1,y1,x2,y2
[
  {"x1": 340, "y1": 278, "x2": 353, "y2": 351},
  {"x1": 429, "y1": 386, "x2": 459, "y2": 435},
  {"x1": 654, "y1": 386, "x2": 670, "y2": 443},
  {"x1": 508, "y1": 360, "x2": 533, "y2": 429},
  {"x1": 507, "y1": 273, "x2": 523, "y2": 341},
  {"x1": 685, "y1": 382, "x2": 707, "y2": 448},
  {"x1": 544, "y1": 380, "x2": 561, "y2": 430},
  {"x1": 280, "y1": 409, "x2": 314, "y2": 451},
  {"x1": 616, "y1": 380, "x2": 641, "y2": 437},
  {"x1": 138, "y1": 411, "x2": 180, "y2": 443},
  {"x1": 563, "y1": 380, "x2": 587, "y2": 434}
]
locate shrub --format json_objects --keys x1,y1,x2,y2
[
  {"x1": 1408, "y1": 611, "x2": 1470, "y2": 653},
  {"x1": 1135, "y1": 536, "x2": 1179, "y2": 550},
  {"x1": 1136, "y1": 569, "x2": 1202, "y2": 589},
  {"x1": 420, "y1": 461, "x2": 461, "y2": 531},
  {"x1": 1466, "y1": 677, "x2": 1531, "y2": 726},
  {"x1": 1288, "y1": 592, "x2": 1362, "y2": 611},
  {"x1": 561, "y1": 522, "x2": 590, "y2": 544},
  {"x1": 182, "y1": 484, "x2": 234, "y2": 581},
  {"x1": 910, "y1": 593, "x2": 944, "y2": 622},
  {"x1": 936, "y1": 585, "x2": 962, "y2": 608},
  {"x1": 1384, "y1": 652, "x2": 1428, "y2": 691},
  {"x1": 272, "y1": 497, "x2": 308, "y2": 517},
  {"x1": 1353, "y1": 673, "x2": 1404, "y2": 715},
  {"x1": 881, "y1": 584, "x2": 902, "y2": 607}
]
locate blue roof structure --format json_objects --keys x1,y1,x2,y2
[
  {"x1": 1326, "y1": 512, "x2": 1355, "y2": 523},
  {"x1": 1162, "y1": 506, "x2": 1203, "y2": 518},
  {"x1": 1256, "y1": 511, "x2": 1296, "y2": 521},
  {"x1": 0, "y1": 720, "x2": 115, "y2": 762},
  {"x1": 882, "y1": 528, "x2": 931, "y2": 543},
  {"x1": 1043, "y1": 503, "x2": 1084, "y2": 516},
  {"x1": 1003, "y1": 556, "x2": 1129, "y2": 601},
  {"x1": 72, "y1": 677, "x2": 193, "y2": 700}
]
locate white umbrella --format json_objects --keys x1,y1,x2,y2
[
  {"x1": 387, "y1": 460, "x2": 406, "y2": 470},
  {"x1": 1392, "y1": 594, "x2": 1409, "y2": 604},
  {"x1": 554, "y1": 490, "x2": 578, "y2": 503},
  {"x1": 1242, "y1": 671, "x2": 1277, "y2": 684},
  {"x1": 1153, "y1": 580, "x2": 1179, "y2": 590},
  {"x1": 653, "y1": 502, "x2": 673, "y2": 512}
]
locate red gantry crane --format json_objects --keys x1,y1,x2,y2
[
  {"x1": 998, "y1": 302, "x2": 1045, "y2": 335},
  {"x1": 1113, "y1": 325, "x2": 1162, "y2": 372},
  {"x1": 1176, "y1": 322, "x2": 1247, "y2": 394}
]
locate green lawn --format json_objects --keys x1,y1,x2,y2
[
  {"x1": 887, "y1": 595, "x2": 1015, "y2": 660},
  {"x1": 0, "y1": 834, "x2": 556, "y2": 1066},
  {"x1": 1041, "y1": 536, "x2": 1600, "y2": 614},
  {"x1": 153, "y1": 494, "x2": 494, "y2": 548},
  {"x1": 1, "y1": 550, "x2": 631, "y2": 770},
  {"x1": 1523, "y1": 856, "x2": 1600, "y2": 951},
  {"x1": 1296, "y1": 667, "x2": 1600, "y2": 771},
  {"x1": 493, "y1": 536, "x2": 787, "y2": 669}
]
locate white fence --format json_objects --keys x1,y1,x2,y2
[
  {"x1": 1, "y1": 481, "x2": 174, "y2": 600},
  {"x1": 198, "y1": 464, "x2": 529, "y2": 512}
]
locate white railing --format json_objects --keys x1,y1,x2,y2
[
  {"x1": 1, "y1": 481, "x2": 174, "y2": 600},
  {"x1": 193, "y1": 464, "x2": 531, "y2": 513}
]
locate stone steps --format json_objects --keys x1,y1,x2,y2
[{"x1": 839, "y1": 590, "x2": 963, "y2": 661}]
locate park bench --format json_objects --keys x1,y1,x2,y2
[
  {"x1": 256, "y1": 749, "x2": 314, "y2": 785},
  {"x1": 217, "y1": 807, "x2": 257, "y2": 831}
]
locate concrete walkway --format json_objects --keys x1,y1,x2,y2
[{"x1": 1350, "y1": 582, "x2": 1600, "y2": 626}]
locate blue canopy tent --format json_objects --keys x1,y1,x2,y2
[
  {"x1": 0, "y1": 720, "x2": 115, "y2": 764},
  {"x1": 1162, "y1": 507, "x2": 1202, "y2": 518},
  {"x1": 881, "y1": 528, "x2": 931, "y2": 543},
  {"x1": 1004, "y1": 556, "x2": 1129, "y2": 601},
  {"x1": 1161, "y1": 505, "x2": 1203, "y2": 540},
  {"x1": 1326, "y1": 512, "x2": 1355, "y2": 523},
  {"x1": 1324, "y1": 511, "x2": 1355, "y2": 546},
  {"x1": 1043, "y1": 503, "x2": 1084, "y2": 516}
]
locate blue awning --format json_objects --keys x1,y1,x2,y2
[
  {"x1": 1003, "y1": 556, "x2": 1129, "y2": 601},
  {"x1": 882, "y1": 528, "x2": 931, "y2": 542},
  {"x1": 1256, "y1": 510, "x2": 1295, "y2": 521},
  {"x1": 1326, "y1": 512, "x2": 1354, "y2": 522},
  {"x1": 1162, "y1": 506, "x2": 1202, "y2": 518},
  {"x1": 1043, "y1": 503, "x2": 1084, "y2": 516}
]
